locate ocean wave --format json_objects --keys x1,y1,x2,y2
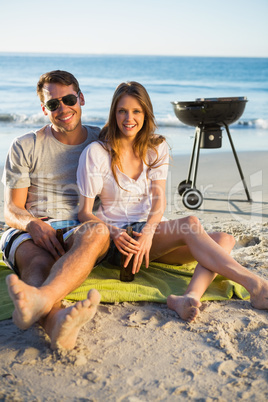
[
  {"x1": 156, "y1": 115, "x2": 181, "y2": 127},
  {"x1": 0, "y1": 113, "x2": 47, "y2": 125},
  {"x1": 0, "y1": 113, "x2": 268, "y2": 130},
  {"x1": 238, "y1": 118, "x2": 268, "y2": 129}
]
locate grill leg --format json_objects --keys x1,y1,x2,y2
[
  {"x1": 186, "y1": 128, "x2": 198, "y2": 183},
  {"x1": 187, "y1": 127, "x2": 201, "y2": 188},
  {"x1": 224, "y1": 123, "x2": 252, "y2": 202},
  {"x1": 192, "y1": 128, "x2": 202, "y2": 188}
]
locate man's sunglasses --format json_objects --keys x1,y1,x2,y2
[{"x1": 44, "y1": 91, "x2": 81, "y2": 112}]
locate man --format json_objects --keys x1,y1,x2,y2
[{"x1": 0, "y1": 70, "x2": 110, "y2": 350}]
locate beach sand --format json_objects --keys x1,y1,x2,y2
[{"x1": 0, "y1": 151, "x2": 268, "y2": 401}]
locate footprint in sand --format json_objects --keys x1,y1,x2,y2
[
  {"x1": 127, "y1": 309, "x2": 165, "y2": 328},
  {"x1": 210, "y1": 316, "x2": 268, "y2": 361},
  {"x1": 236, "y1": 235, "x2": 260, "y2": 248}
]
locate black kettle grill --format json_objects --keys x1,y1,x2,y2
[{"x1": 171, "y1": 97, "x2": 252, "y2": 209}]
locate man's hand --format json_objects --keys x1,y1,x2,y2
[{"x1": 26, "y1": 219, "x2": 65, "y2": 260}]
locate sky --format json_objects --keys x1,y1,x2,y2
[{"x1": 1, "y1": 0, "x2": 268, "y2": 57}]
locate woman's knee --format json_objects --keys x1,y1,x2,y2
[
  {"x1": 210, "y1": 232, "x2": 236, "y2": 252},
  {"x1": 180, "y1": 215, "x2": 203, "y2": 235}
]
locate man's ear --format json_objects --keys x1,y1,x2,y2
[
  {"x1": 79, "y1": 92, "x2": 85, "y2": 106},
  {"x1": 41, "y1": 104, "x2": 48, "y2": 116}
]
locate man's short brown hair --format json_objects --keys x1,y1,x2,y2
[{"x1": 37, "y1": 70, "x2": 81, "y2": 102}]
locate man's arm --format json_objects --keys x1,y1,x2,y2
[
  {"x1": 4, "y1": 187, "x2": 65, "y2": 259},
  {"x1": 4, "y1": 187, "x2": 35, "y2": 230}
]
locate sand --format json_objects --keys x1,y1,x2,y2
[{"x1": 0, "y1": 151, "x2": 268, "y2": 401}]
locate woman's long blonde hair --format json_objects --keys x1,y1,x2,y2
[{"x1": 99, "y1": 81, "x2": 166, "y2": 187}]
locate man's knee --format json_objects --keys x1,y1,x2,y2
[
  {"x1": 15, "y1": 241, "x2": 55, "y2": 281},
  {"x1": 74, "y1": 221, "x2": 110, "y2": 245}
]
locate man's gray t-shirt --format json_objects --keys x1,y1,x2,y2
[{"x1": 2, "y1": 124, "x2": 100, "y2": 220}]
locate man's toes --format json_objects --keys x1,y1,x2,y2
[
  {"x1": 81, "y1": 298, "x2": 91, "y2": 309},
  {"x1": 70, "y1": 305, "x2": 80, "y2": 318},
  {"x1": 87, "y1": 289, "x2": 101, "y2": 305},
  {"x1": 74, "y1": 301, "x2": 83, "y2": 311},
  {"x1": 6, "y1": 274, "x2": 14, "y2": 286}
]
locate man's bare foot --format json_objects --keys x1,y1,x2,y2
[
  {"x1": 250, "y1": 278, "x2": 268, "y2": 310},
  {"x1": 48, "y1": 289, "x2": 101, "y2": 350},
  {"x1": 167, "y1": 294, "x2": 202, "y2": 322},
  {"x1": 6, "y1": 274, "x2": 51, "y2": 330}
]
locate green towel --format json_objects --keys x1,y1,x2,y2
[
  {"x1": 0, "y1": 260, "x2": 14, "y2": 321},
  {"x1": 0, "y1": 252, "x2": 249, "y2": 321}
]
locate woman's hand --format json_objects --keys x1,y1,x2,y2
[
  {"x1": 123, "y1": 179, "x2": 166, "y2": 274},
  {"x1": 124, "y1": 231, "x2": 154, "y2": 274},
  {"x1": 111, "y1": 227, "x2": 141, "y2": 256}
]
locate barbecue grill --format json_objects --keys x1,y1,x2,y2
[{"x1": 171, "y1": 97, "x2": 252, "y2": 209}]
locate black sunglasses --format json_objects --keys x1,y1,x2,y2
[{"x1": 44, "y1": 91, "x2": 81, "y2": 112}]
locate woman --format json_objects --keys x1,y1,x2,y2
[{"x1": 77, "y1": 81, "x2": 268, "y2": 322}]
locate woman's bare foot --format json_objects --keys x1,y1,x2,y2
[
  {"x1": 49, "y1": 289, "x2": 101, "y2": 350},
  {"x1": 250, "y1": 278, "x2": 268, "y2": 310},
  {"x1": 6, "y1": 274, "x2": 52, "y2": 330},
  {"x1": 167, "y1": 294, "x2": 202, "y2": 322}
]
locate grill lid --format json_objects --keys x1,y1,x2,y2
[
  {"x1": 195, "y1": 96, "x2": 247, "y2": 102},
  {"x1": 172, "y1": 97, "x2": 247, "y2": 127}
]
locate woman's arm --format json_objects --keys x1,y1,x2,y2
[
  {"x1": 78, "y1": 195, "x2": 141, "y2": 256},
  {"x1": 124, "y1": 179, "x2": 166, "y2": 273},
  {"x1": 78, "y1": 195, "x2": 101, "y2": 223}
]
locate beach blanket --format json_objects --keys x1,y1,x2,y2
[{"x1": 0, "y1": 252, "x2": 249, "y2": 321}]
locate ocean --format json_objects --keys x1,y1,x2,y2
[{"x1": 0, "y1": 53, "x2": 267, "y2": 164}]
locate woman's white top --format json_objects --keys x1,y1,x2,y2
[{"x1": 77, "y1": 140, "x2": 169, "y2": 228}]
